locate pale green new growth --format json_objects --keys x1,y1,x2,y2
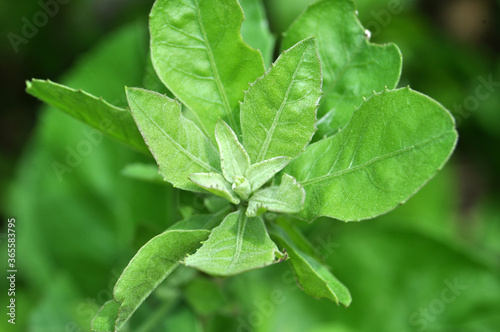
[
  {"x1": 247, "y1": 174, "x2": 305, "y2": 217},
  {"x1": 286, "y1": 88, "x2": 458, "y2": 222},
  {"x1": 150, "y1": 0, "x2": 265, "y2": 140},
  {"x1": 126, "y1": 87, "x2": 220, "y2": 192},
  {"x1": 216, "y1": 120, "x2": 250, "y2": 182},
  {"x1": 184, "y1": 210, "x2": 283, "y2": 276},
  {"x1": 189, "y1": 173, "x2": 240, "y2": 204},
  {"x1": 283, "y1": 0, "x2": 402, "y2": 137},
  {"x1": 241, "y1": 37, "x2": 322, "y2": 162},
  {"x1": 246, "y1": 156, "x2": 291, "y2": 192}
]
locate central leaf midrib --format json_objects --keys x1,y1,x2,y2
[
  {"x1": 134, "y1": 101, "x2": 218, "y2": 173},
  {"x1": 194, "y1": 0, "x2": 237, "y2": 131},
  {"x1": 256, "y1": 53, "x2": 306, "y2": 162},
  {"x1": 228, "y1": 211, "x2": 247, "y2": 272},
  {"x1": 301, "y1": 131, "x2": 454, "y2": 186}
]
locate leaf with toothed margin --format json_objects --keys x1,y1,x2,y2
[
  {"x1": 91, "y1": 213, "x2": 225, "y2": 332},
  {"x1": 285, "y1": 88, "x2": 458, "y2": 222},
  {"x1": 282, "y1": 0, "x2": 402, "y2": 138},
  {"x1": 216, "y1": 120, "x2": 250, "y2": 183},
  {"x1": 189, "y1": 173, "x2": 240, "y2": 204},
  {"x1": 240, "y1": 37, "x2": 322, "y2": 163},
  {"x1": 26, "y1": 79, "x2": 149, "y2": 153},
  {"x1": 247, "y1": 174, "x2": 305, "y2": 217},
  {"x1": 184, "y1": 210, "x2": 284, "y2": 276},
  {"x1": 150, "y1": 0, "x2": 265, "y2": 142},
  {"x1": 246, "y1": 156, "x2": 291, "y2": 192},
  {"x1": 269, "y1": 218, "x2": 352, "y2": 306},
  {"x1": 126, "y1": 87, "x2": 221, "y2": 192}
]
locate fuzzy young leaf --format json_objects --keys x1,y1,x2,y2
[
  {"x1": 282, "y1": 0, "x2": 402, "y2": 137},
  {"x1": 189, "y1": 173, "x2": 240, "y2": 204},
  {"x1": 26, "y1": 79, "x2": 149, "y2": 153},
  {"x1": 126, "y1": 87, "x2": 220, "y2": 192},
  {"x1": 184, "y1": 210, "x2": 283, "y2": 276},
  {"x1": 150, "y1": 0, "x2": 265, "y2": 140},
  {"x1": 241, "y1": 37, "x2": 322, "y2": 163},
  {"x1": 91, "y1": 214, "x2": 222, "y2": 332},
  {"x1": 246, "y1": 156, "x2": 291, "y2": 192},
  {"x1": 286, "y1": 88, "x2": 458, "y2": 222},
  {"x1": 216, "y1": 120, "x2": 250, "y2": 183},
  {"x1": 247, "y1": 174, "x2": 305, "y2": 217},
  {"x1": 269, "y1": 221, "x2": 351, "y2": 306}
]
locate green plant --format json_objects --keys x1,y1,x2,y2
[{"x1": 25, "y1": 0, "x2": 457, "y2": 330}]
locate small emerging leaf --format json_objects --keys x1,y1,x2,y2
[
  {"x1": 269, "y1": 219, "x2": 351, "y2": 306},
  {"x1": 190, "y1": 173, "x2": 240, "y2": 204},
  {"x1": 232, "y1": 175, "x2": 252, "y2": 200},
  {"x1": 282, "y1": 0, "x2": 402, "y2": 137},
  {"x1": 286, "y1": 88, "x2": 458, "y2": 222},
  {"x1": 26, "y1": 79, "x2": 149, "y2": 153},
  {"x1": 246, "y1": 156, "x2": 291, "y2": 192},
  {"x1": 126, "y1": 87, "x2": 220, "y2": 192},
  {"x1": 184, "y1": 210, "x2": 283, "y2": 276},
  {"x1": 241, "y1": 37, "x2": 322, "y2": 163},
  {"x1": 216, "y1": 120, "x2": 250, "y2": 183},
  {"x1": 247, "y1": 174, "x2": 305, "y2": 217}
]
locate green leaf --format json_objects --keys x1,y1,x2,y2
[
  {"x1": 184, "y1": 210, "x2": 283, "y2": 276},
  {"x1": 286, "y1": 88, "x2": 458, "y2": 222},
  {"x1": 216, "y1": 120, "x2": 250, "y2": 182},
  {"x1": 269, "y1": 219, "x2": 351, "y2": 306},
  {"x1": 91, "y1": 214, "x2": 221, "y2": 332},
  {"x1": 246, "y1": 156, "x2": 291, "y2": 192},
  {"x1": 121, "y1": 163, "x2": 164, "y2": 183},
  {"x1": 126, "y1": 87, "x2": 220, "y2": 192},
  {"x1": 150, "y1": 0, "x2": 265, "y2": 140},
  {"x1": 26, "y1": 79, "x2": 149, "y2": 153},
  {"x1": 239, "y1": 0, "x2": 275, "y2": 68},
  {"x1": 241, "y1": 37, "x2": 322, "y2": 163},
  {"x1": 282, "y1": 0, "x2": 402, "y2": 137},
  {"x1": 247, "y1": 174, "x2": 305, "y2": 217},
  {"x1": 189, "y1": 173, "x2": 240, "y2": 204}
]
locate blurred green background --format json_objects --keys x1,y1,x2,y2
[{"x1": 1, "y1": 0, "x2": 500, "y2": 331}]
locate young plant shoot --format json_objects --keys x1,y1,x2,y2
[{"x1": 26, "y1": 0, "x2": 458, "y2": 330}]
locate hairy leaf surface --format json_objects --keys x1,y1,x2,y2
[
  {"x1": 286, "y1": 88, "x2": 458, "y2": 221},
  {"x1": 282, "y1": 0, "x2": 402, "y2": 137},
  {"x1": 150, "y1": 0, "x2": 265, "y2": 140},
  {"x1": 126, "y1": 87, "x2": 220, "y2": 192},
  {"x1": 241, "y1": 37, "x2": 322, "y2": 163}
]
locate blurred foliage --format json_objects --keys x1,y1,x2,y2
[{"x1": 1, "y1": 0, "x2": 500, "y2": 331}]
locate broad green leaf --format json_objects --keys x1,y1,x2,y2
[
  {"x1": 286, "y1": 88, "x2": 458, "y2": 222},
  {"x1": 239, "y1": 0, "x2": 275, "y2": 68},
  {"x1": 269, "y1": 219, "x2": 351, "y2": 306},
  {"x1": 189, "y1": 173, "x2": 240, "y2": 204},
  {"x1": 247, "y1": 174, "x2": 305, "y2": 217},
  {"x1": 126, "y1": 87, "x2": 220, "y2": 192},
  {"x1": 121, "y1": 163, "x2": 164, "y2": 183},
  {"x1": 26, "y1": 79, "x2": 149, "y2": 153},
  {"x1": 282, "y1": 0, "x2": 402, "y2": 137},
  {"x1": 216, "y1": 120, "x2": 250, "y2": 182},
  {"x1": 246, "y1": 156, "x2": 291, "y2": 192},
  {"x1": 91, "y1": 214, "x2": 221, "y2": 332},
  {"x1": 184, "y1": 210, "x2": 283, "y2": 276},
  {"x1": 150, "y1": 0, "x2": 265, "y2": 140},
  {"x1": 241, "y1": 37, "x2": 322, "y2": 163}
]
